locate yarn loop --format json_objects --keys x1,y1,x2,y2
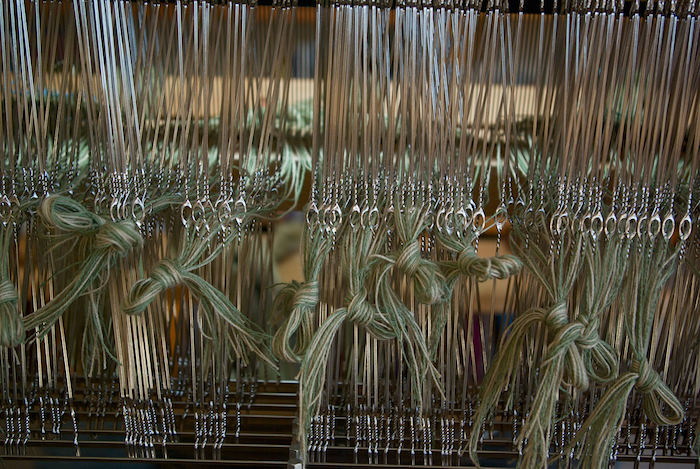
[
  {"x1": 271, "y1": 280, "x2": 320, "y2": 363},
  {"x1": 0, "y1": 279, "x2": 18, "y2": 306},
  {"x1": 150, "y1": 259, "x2": 186, "y2": 291},
  {"x1": 632, "y1": 357, "x2": 663, "y2": 394},
  {"x1": 455, "y1": 246, "x2": 522, "y2": 282},
  {"x1": 93, "y1": 220, "x2": 143, "y2": 255},
  {"x1": 290, "y1": 280, "x2": 320, "y2": 310},
  {"x1": 394, "y1": 240, "x2": 422, "y2": 278},
  {"x1": 381, "y1": 240, "x2": 445, "y2": 305},
  {"x1": 24, "y1": 195, "x2": 143, "y2": 348},
  {"x1": 345, "y1": 287, "x2": 375, "y2": 327},
  {"x1": 0, "y1": 279, "x2": 22, "y2": 348}
]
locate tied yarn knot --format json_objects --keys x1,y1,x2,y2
[
  {"x1": 290, "y1": 280, "x2": 320, "y2": 310},
  {"x1": 630, "y1": 357, "x2": 684, "y2": 425},
  {"x1": 437, "y1": 230, "x2": 523, "y2": 288},
  {"x1": 344, "y1": 286, "x2": 395, "y2": 340},
  {"x1": 468, "y1": 223, "x2": 619, "y2": 469},
  {"x1": 559, "y1": 241, "x2": 682, "y2": 469},
  {"x1": 0, "y1": 279, "x2": 19, "y2": 305},
  {"x1": 23, "y1": 195, "x2": 143, "y2": 344},
  {"x1": 561, "y1": 356, "x2": 684, "y2": 469},
  {"x1": 0, "y1": 278, "x2": 23, "y2": 348},
  {"x1": 123, "y1": 259, "x2": 186, "y2": 316},
  {"x1": 93, "y1": 220, "x2": 143, "y2": 255},
  {"x1": 375, "y1": 218, "x2": 446, "y2": 306},
  {"x1": 392, "y1": 239, "x2": 445, "y2": 305},
  {"x1": 345, "y1": 287, "x2": 374, "y2": 328},
  {"x1": 372, "y1": 206, "x2": 447, "y2": 305},
  {"x1": 631, "y1": 357, "x2": 663, "y2": 394},
  {"x1": 540, "y1": 301, "x2": 615, "y2": 391},
  {"x1": 455, "y1": 246, "x2": 523, "y2": 282},
  {"x1": 151, "y1": 259, "x2": 185, "y2": 292},
  {"x1": 124, "y1": 253, "x2": 274, "y2": 368},
  {"x1": 432, "y1": 229, "x2": 522, "y2": 358},
  {"x1": 543, "y1": 301, "x2": 568, "y2": 331},
  {"x1": 271, "y1": 279, "x2": 320, "y2": 363},
  {"x1": 394, "y1": 240, "x2": 422, "y2": 278},
  {"x1": 576, "y1": 317, "x2": 603, "y2": 350},
  {"x1": 271, "y1": 227, "x2": 332, "y2": 364},
  {"x1": 296, "y1": 225, "x2": 440, "y2": 457}
]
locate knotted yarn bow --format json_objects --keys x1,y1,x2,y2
[
  {"x1": 23, "y1": 196, "x2": 143, "y2": 366},
  {"x1": 296, "y1": 223, "x2": 439, "y2": 458},
  {"x1": 371, "y1": 207, "x2": 447, "y2": 305},
  {"x1": 271, "y1": 279, "x2": 319, "y2": 363},
  {"x1": 562, "y1": 239, "x2": 684, "y2": 469},
  {"x1": 0, "y1": 226, "x2": 22, "y2": 348},
  {"x1": 367, "y1": 206, "x2": 445, "y2": 421},
  {"x1": 0, "y1": 279, "x2": 22, "y2": 348},
  {"x1": 438, "y1": 230, "x2": 523, "y2": 286},
  {"x1": 123, "y1": 248, "x2": 275, "y2": 368},
  {"x1": 468, "y1": 219, "x2": 595, "y2": 469},
  {"x1": 433, "y1": 228, "x2": 523, "y2": 356},
  {"x1": 272, "y1": 221, "x2": 333, "y2": 363}
]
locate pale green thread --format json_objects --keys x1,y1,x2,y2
[
  {"x1": 272, "y1": 221, "x2": 333, "y2": 363},
  {"x1": 296, "y1": 225, "x2": 396, "y2": 455},
  {"x1": 575, "y1": 240, "x2": 628, "y2": 384},
  {"x1": 369, "y1": 206, "x2": 446, "y2": 406},
  {"x1": 468, "y1": 218, "x2": 598, "y2": 469},
  {"x1": 81, "y1": 290, "x2": 115, "y2": 375},
  {"x1": 432, "y1": 229, "x2": 523, "y2": 358},
  {"x1": 562, "y1": 240, "x2": 684, "y2": 469},
  {"x1": 438, "y1": 230, "x2": 523, "y2": 286},
  {"x1": 371, "y1": 208, "x2": 447, "y2": 306},
  {"x1": 123, "y1": 217, "x2": 276, "y2": 369},
  {"x1": 0, "y1": 277, "x2": 22, "y2": 348},
  {"x1": 23, "y1": 196, "x2": 143, "y2": 358},
  {"x1": 0, "y1": 224, "x2": 22, "y2": 348}
]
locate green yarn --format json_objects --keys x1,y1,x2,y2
[
  {"x1": 467, "y1": 216, "x2": 621, "y2": 468},
  {"x1": 0, "y1": 226, "x2": 22, "y2": 348},
  {"x1": 272, "y1": 219, "x2": 333, "y2": 363},
  {"x1": 369, "y1": 206, "x2": 445, "y2": 405},
  {"x1": 432, "y1": 227, "x2": 523, "y2": 358},
  {"x1": 371, "y1": 207, "x2": 447, "y2": 306},
  {"x1": 296, "y1": 224, "x2": 396, "y2": 455},
  {"x1": 0, "y1": 279, "x2": 22, "y2": 348},
  {"x1": 576, "y1": 239, "x2": 629, "y2": 383},
  {"x1": 23, "y1": 196, "x2": 143, "y2": 358},
  {"x1": 563, "y1": 238, "x2": 684, "y2": 469},
  {"x1": 296, "y1": 206, "x2": 445, "y2": 457},
  {"x1": 123, "y1": 215, "x2": 275, "y2": 369},
  {"x1": 81, "y1": 290, "x2": 115, "y2": 374},
  {"x1": 437, "y1": 230, "x2": 523, "y2": 286}
]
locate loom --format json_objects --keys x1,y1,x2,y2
[{"x1": 1, "y1": 0, "x2": 699, "y2": 467}]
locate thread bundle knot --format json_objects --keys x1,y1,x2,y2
[
  {"x1": 93, "y1": 220, "x2": 143, "y2": 255},
  {"x1": 0, "y1": 279, "x2": 22, "y2": 348},
  {"x1": 541, "y1": 302, "x2": 617, "y2": 389},
  {"x1": 345, "y1": 288, "x2": 375, "y2": 327},
  {"x1": 390, "y1": 240, "x2": 445, "y2": 305},
  {"x1": 289, "y1": 280, "x2": 320, "y2": 310},
  {"x1": 0, "y1": 279, "x2": 18, "y2": 306},
  {"x1": 123, "y1": 259, "x2": 185, "y2": 316},
  {"x1": 150, "y1": 259, "x2": 185, "y2": 291}
]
